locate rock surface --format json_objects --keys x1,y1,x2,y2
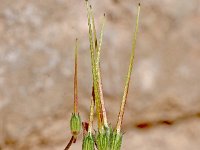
[{"x1": 0, "y1": 0, "x2": 200, "y2": 149}]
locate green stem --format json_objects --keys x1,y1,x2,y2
[
  {"x1": 88, "y1": 95, "x2": 95, "y2": 133},
  {"x1": 90, "y1": 4, "x2": 109, "y2": 129},
  {"x1": 96, "y1": 14, "x2": 108, "y2": 127},
  {"x1": 116, "y1": 3, "x2": 140, "y2": 134},
  {"x1": 90, "y1": 4, "x2": 108, "y2": 128},
  {"x1": 85, "y1": 0, "x2": 103, "y2": 129}
]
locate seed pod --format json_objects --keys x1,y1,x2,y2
[
  {"x1": 70, "y1": 113, "x2": 81, "y2": 136},
  {"x1": 96, "y1": 131, "x2": 109, "y2": 150},
  {"x1": 82, "y1": 133, "x2": 95, "y2": 150},
  {"x1": 96, "y1": 126, "x2": 112, "y2": 150},
  {"x1": 110, "y1": 131, "x2": 123, "y2": 150}
]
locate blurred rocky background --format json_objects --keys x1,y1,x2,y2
[{"x1": 0, "y1": 0, "x2": 200, "y2": 149}]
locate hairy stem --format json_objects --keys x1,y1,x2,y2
[
  {"x1": 90, "y1": 4, "x2": 108, "y2": 128},
  {"x1": 116, "y1": 3, "x2": 141, "y2": 134},
  {"x1": 74, "y1": 39, "x2": 78, "y2": 113},
  {"x1": 96, "y1": 14, "x2": 108, "y2": 127},
  {"x1": 88, "y1": 95, "x2": 95, "y2": 133},
  {"x1": 85, "y1": 0, "x2": 103, "y2": 129}
]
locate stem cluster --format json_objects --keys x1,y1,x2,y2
[{"x1": 65, "y1": 1, "x2": 140, "y2": 149}]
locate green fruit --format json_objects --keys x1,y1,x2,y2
[
  {"x1": 70, "y1": 113, "x2": 81, "y2": 136},
  {"x1": 110, "y1": 131, "x2": 122, "y2": 150},
  {"x1": 96, "y1": 126, "x2": 112, "y2": 150},
  {"x1": 82, "y1": 133, "x2": 95, "y2": 150}
]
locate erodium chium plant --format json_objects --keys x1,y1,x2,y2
[{"x1": 64, "y1": 0, "x2": 140, "y2": 149}]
